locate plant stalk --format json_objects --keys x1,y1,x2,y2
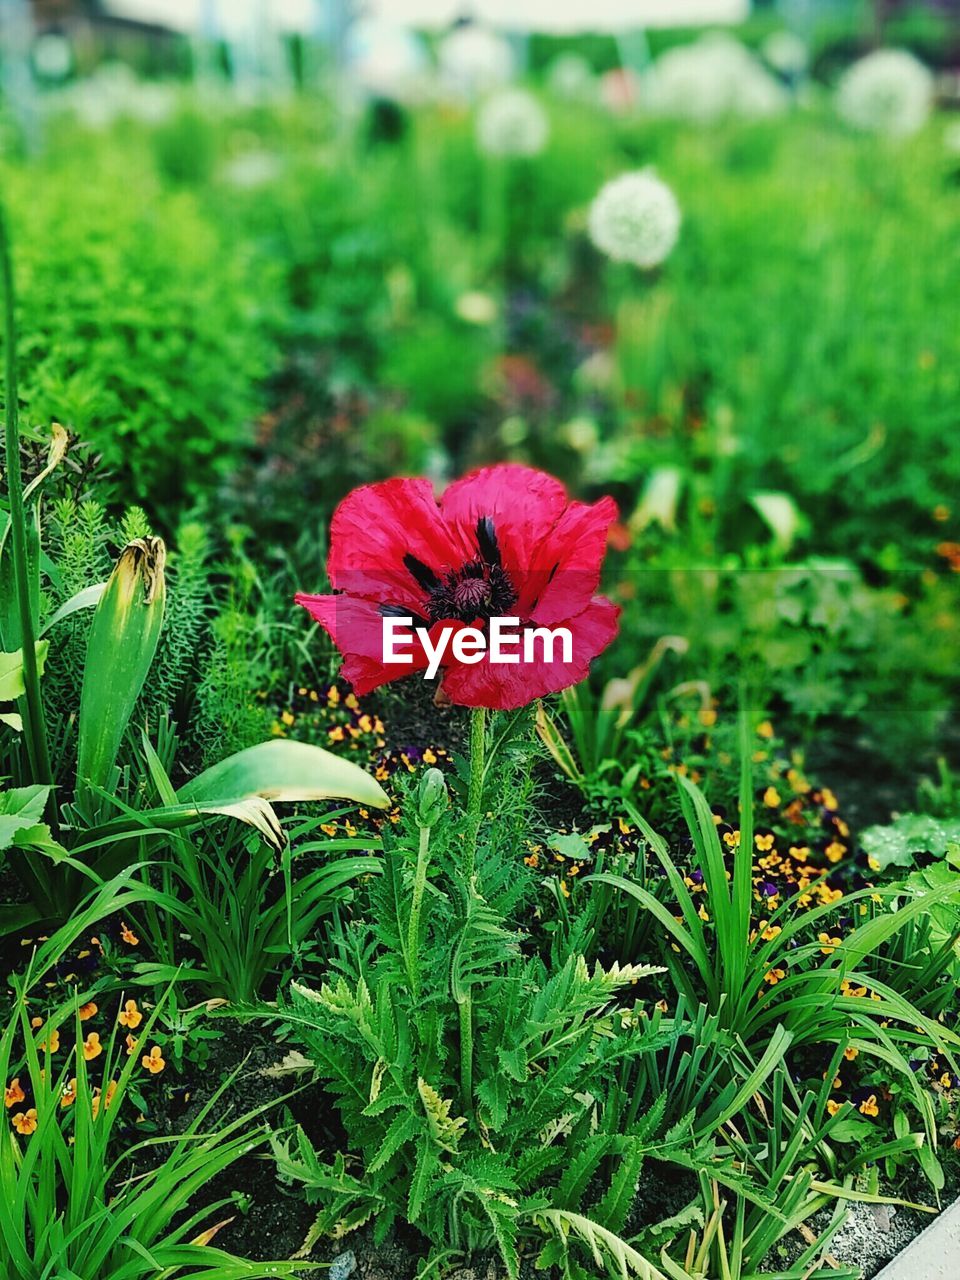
[
  {"x1": 459, "y1": 993, "x2": 474, "y2": 1119},
  {"x1": 0, "y1": 205, "x2": 55, "y2": 802},
  {"x1": 463, "y1": 705, "x2": 486, "y2": 883},
  {"x1": 406, "y1": 823, "x2": 432, "y2": 996}
]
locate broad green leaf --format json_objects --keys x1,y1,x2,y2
[
  {"x1": 76, "y1": 538, "x2": 166, "y2": 812},
  {"x1": 40, "y1": 583, "x2": 107, "y2": 635},
  {"x1": 0, "y1": 785, "x2": 50, "y2": 849},
  {"x1": 178, "y1": 739, "x2": 390, "y2": 812},
  {"x1": 0, "y1": 642, "x2": 49, "y2": 701},
  {"x1": 861, "y1": 813, "x2": 960, "y2": 869}
]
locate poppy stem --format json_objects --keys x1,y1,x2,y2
[
  {"x1": 405, "y1": 823, "x2": 432, "y2": 996},
  {"x1": 464, "y1": 706, "x2": 487, "y2": 883}
]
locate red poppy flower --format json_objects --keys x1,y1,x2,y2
[{"x1": 295, "y1": 464, "x2": 620, "y2": 710}]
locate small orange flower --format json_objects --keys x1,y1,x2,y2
[
  {"x1": 819, "y1": 932, "x2": 841, "y2": 956},
  {"x1": 762, "y1": 786, "x2": 781, "y2": 808},
  {"x1": 859, "y1": 1095, "x2": 879, "y2": 1117},
  {"x1": 91, "y1": 1079, "x2": 117, "y2": 1119},
  {"x1": 78, "y1": 1002, "x2": 98, "y2": 1021},
  {"x1": 12, "y1": 1108, "x2": 37, "y2": 1135},
  {"x1": 844, "y1": 1045, "x2": 859, "y2": 1061},
  {"x1": 142, "y1": 1045, "x2": 165, "y2": 1074},
  {"x1": 30, "y1": 1016, "x2": 43, "y2": 1029},
  {"x1": 764, "y1": 968, "x2": 786, "y2": 986},
  {"x1": 120, "y1": 922, "x2": 139, "y2": 946},
  {"x1": 60, "y1": 1078, "x2": 77, "y2": 1109},
  {"x1": 118, "y1": 999, "x2": 142, "y2": 1030},
  {"x1": 4, "y1": 1078, "x2": 26, "y2": 1108},
  {"x1": 125, "y1": 1034, "x2": 139, "y2": 1056},
  {"x1": 939, "y1": 1072, "x2": 953, "y2": 1090},
  {"x1": 826, "y1": 1099, "x2": 841, "y2": 1116},
  {"x1": 38, "y1": 1028, "x2": 60, "y2": 1054},
  {"x1": 82, "y1": 1033, "x2": 103, "y2": 1062}
]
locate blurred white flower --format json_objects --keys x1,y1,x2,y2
[
  {"x1": 59, "y1": 63, "x2": 175, "y2": 129},
  {"x1": 588, "y1": 170, "x2": 681, "y2": 269},
  {"x1": 455, "y1": 291, "x2": 498, "y2": 325},
  {"x1": 131, "y1": 83, "x2": 177, "y2": 124},
  {"x1": 547, "y1": 53, "x2": 595, "y2": 102},
  {"x1": 560, "y1": 416, "x2": 600, "y2": 453},
  {"x1": 476, "y1": 88, "x2": 549, "y2": 157},
  {"x1": 346, "y1": 18, "x2": 429, "y2": 104},
  {"x1": 645, "y1": 34, "x2": 787, "y2": 124},
  {"x1": 575, "y1": 350, "x2": 615, "y2": 394},
  {"x1": 32, "y1": 33, "x2": 73, "y2": 82},
  {"x1": 223, "y1": 150, "x2": 282, "y2": 189},
  {"x1": 836, "y1": 49, "x2": 933, "y2": 138},
  {"x1": 438, "y1": 26, "x2": 513, "y2": 101},
  {"x1": 761, "y1": 31, "x2": 809, "y2": 78}
]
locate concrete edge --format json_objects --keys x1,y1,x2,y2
[{"x1": 872, "y1": 1195, "x2": 960, "y2": 1280}]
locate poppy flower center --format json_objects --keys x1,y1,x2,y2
[
  {"x1": 452, "y1": 574, "x2": 493, "y2": 614},
  {"x1": 401, "y1": 516, "x2": 518, "y2": 624}
]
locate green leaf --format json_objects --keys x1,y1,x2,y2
[
  {"x1": 0, "y1": 642, "x2": 49, "y2": 701},
  {"x1": 179, "y1": 739, "x2": 390, "y2": 813},
  {"x1": 40, "y1": 583, "x2": 106, "y2": 635},
  {"x1": 861, "y1": 814, "x2": 960, "y2": 869},
  {"x1": 408, "y1": 1138, "x2": 439, "y2": 1224},
  {"x1": 75, "y1": 538, "x2": 166, "y2": 812},
  {"x1": 0, "y1": 785, "x2": 50, "y2": 849}
]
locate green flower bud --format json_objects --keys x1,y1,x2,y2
[{"x1": 416, "y1": 767, "x2": 447, "y2": 829}]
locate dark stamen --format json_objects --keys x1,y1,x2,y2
[
  {"x1": 403, "y1": 553, "x2": 440, "y2": 592},
  {"x1": 476, "y1": 516, "x2": 501, "y2": 567},
  {"x1": 380, "y1": 602, "x2": 429, "y2": 629}
]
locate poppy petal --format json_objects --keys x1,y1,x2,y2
[
  {"x1": 327, "y1": 477, "x2": 459, "y2": 611},
  {"x1": 296, "y1": 593, "x2": 434, "y2": 698},
  {"x1": 528, "y1": 495, "x2": 619, "y2": 626},
  {"x1": 439, "y1": 464, "x2": 569, "y2": 582},
  {"x1": 440, "y1": 596, "x2": 621, "y2": 709}
]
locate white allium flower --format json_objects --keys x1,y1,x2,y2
[
  {"x1": 438, "y1": 26, "x2": 513, "y2": 101},
  {"x1": 32, "y1": 33, "x2": 73, "y2": 81},
  {"x1": 588, "y1": 170, "x2": 681, "y2": 269},
  {"x1": 547, "y1": 53, "x2": 595, "y2": 102},
  {"x1": 476, "y1": 88, "x2": 549, "y2": 157},
  {"x1": 645, "y1": 34, "x2": 787, "y2": 124},
  {"x1": 836, "y1": 49, "x2": 933, "y2": 138},
  {"x1": 761, "y1": 31, "x2": 809, "y2": 78},
  {"x1": 346, "y1": 19, "x2": 429, "y2": 105}
]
